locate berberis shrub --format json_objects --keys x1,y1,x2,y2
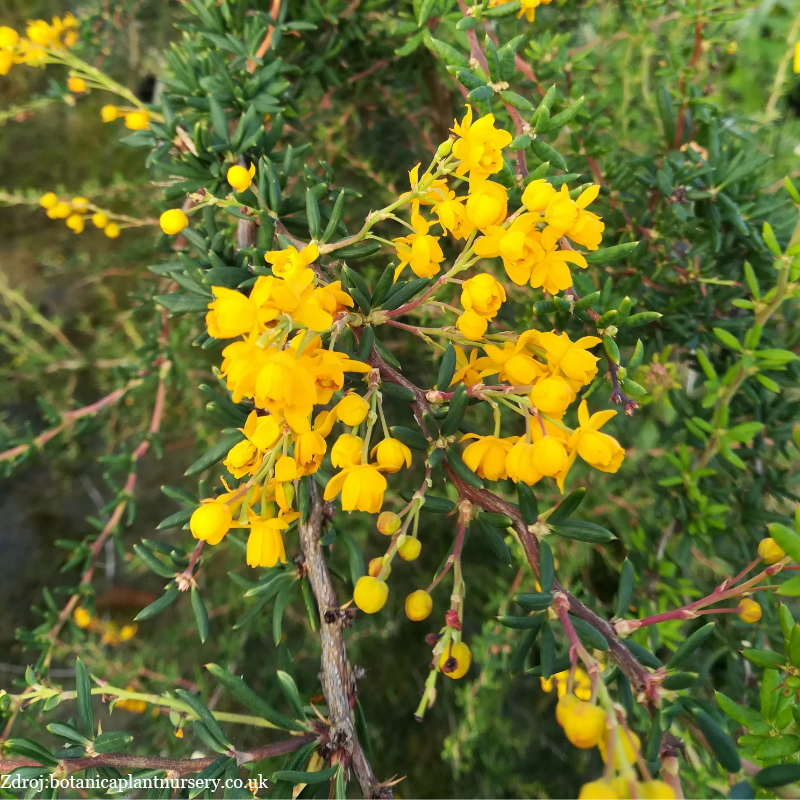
[{"x1": 1, "y1": 1, "x2": 800, "y2": 798}]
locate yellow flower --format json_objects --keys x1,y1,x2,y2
[
  {"x1": 506, "y1": 432, "x2": 568, "y2": 487},
  {"x1": 540, "y1": 331, "x2": 601, "y2": 389},
  {"x1": 438, "y1": 641, "x2": 472, "y2": 679},
  {"x1": 541, "y1": 184, "x2": 603, "y2": 251},
  {"x1": 160, "y1": 208, "x2": 188, "y2": 235},
  {"x1": 456, "y1": 309, "x2": 488, "y2": 341},
  {"x1": 483, "y1": 331, "x2": 545, "y2": 385},
  {"x1": 275, "y1": 454, "x2": 302, "y2": 482},
  {"x1": 66, "y1": 214, "x2": 85, "y2": 234},
  {"x1": 190, "y1": 501, "x2": 233, "y2": 545},
  {"x1": 465, "y1": 181, "x2": 508, "y2": 230},
  {"x1": 206, "y1": 286, "x2": 259, "y2": 339},
  {"x1": 67, "y1": 76, "x2": 87, "y2": 93},
  {"x1": 758, "y1": 537, "x2": 785, "y2": 565},
  {"x1": 460, "y1": 273, "x2": 506, "y2": 319},
  {"x1": 432, "y1": 192, "x2": 473, "y2": 240},
  {"x1": 331, "y1": 433, "x2": 365, "y2": 468},
  {"x1": 227, "y1": 162, "x2": 256, "y2": 193},
  {"x1": 92, "y1": 212, "x2": 108, "y2": 229},
  {"x1": 795, "y1": 41, "x2": 800, "y2": 74},
  {"x1": 451, "y1": 105, "x2": 512, "y2": 187},
  {"x1": 116, "y1": 687, "x2": 147, "y2": 714},
  {"x1": 124, "y1": 110, "x2": 149, "y2": 131},
  {"x1": 368, "y1": 556, "x2": 389, "y2": 578},
  {"x1": 223, "y1": 427, "x2": 264, "y2": 478},
  {"x1": 308, "y1": 349, "x2": 370, "y2": 405},
  {"x1": 737, "y1": 598, "x2": 761, "y2": 624},
  {"x1": 0, "y1": 26, "x2": 19, "y2": 49},
  {"x1": 540, "y1": 668, "x2": 591, "y2": 700},
  {"x1": 638, "y1": 781, "x2": 676, "y2": 800},
  {"x1": 568, "y1": 400, "x2": 625, "y2": 474},
  {"x1": 254, "y1": 351, "x2": 317, "y2": 432},
  {"x1": 353, "y1": 575, "x2": 389, "y2": 613},
  {"x1": 39, "y1": 192, "x2": 58, "y2": 210},
  {"x1": 474, "y1": 214, "x2": 545, "y2": 286},
  {"x1": 405, "y1": 589, "x2": 432, "y2": 621},
  {"x1": 530, "y1": 376, "x2": 574, "y2": 417},
  {"x1": 323, "y1": 464, "x2": 387, "y2": 513},
  {"x1": 578, "y1": 781, "x2": 619, "y2": 800},
  {"x1": 246, "y1": 517, "x2": 289, "y2": 568},
  {"x1": 598, "y1": 727, "x2": 640, "y2": 769},
  {"x1": 556, "y1": 696, "x2": 606, "y2": 749},
  {"x1": 371, "y1": 438, "x2": 412, "y2": 473},
  {"x1": 71, "y1": 197, "x2": 89, "y2": 211},
  {"x1": 265, "y1": 243, "x2": 319, "y2": 281},
  {"x1": 393, "y1": 212, "x2": 444, "y2": 280},
  {"x1": 460, "y1": 434, "x2": 514, "y2": 481},
  {"x1": 47, "y1": 201, "x2": 72, "y2": 220},
  {"x1": 521, "y1": 179, "x2": 557, "y2": 212},
  {"x1": 336, "y1": 393, "x2": 370, "y2": 426},
  {"x1": 73, "y1": 607, "x2": 92, "y2": 629},
  {"x1": 403, "y1": 163, "x2": 450, "y2": 206},
  {"x1": 26, "y1": 19, "x2": 56, "y2": 46},
  {"x1": 104, "y1": 222, "x2": 120, "y2": 239},
  {"x1": 310, "y1": 280, "x2": 354, "y2": 318},
  {"x1": 101, "y1": 104, "x2": 119, "y2": 122},
  {"x1": 295, "y1": 410, "x2": 335, "y2": 475},
  {"x1": 450, "y1": 346, "x2": 495, "y2": 388},
  {"x1": 397, "y1": 535, "x2": 421, "y2": 561}
]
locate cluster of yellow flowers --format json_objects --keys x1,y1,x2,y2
[
  {"x1": 100, "y1": 104, "x2": 151, "y2": 131},
  {"x1": 552, "y1": 690, "x2": 675, "y2": 799},
  {"x1": 38, "y1": 192, "x2": 120, "y2": 238},
  {"x1": 0, "y1": 15, "x2": 78, "y2": 75},
  {"x1": 73, "y1": 606, "x2": 137, "y2": 647}
]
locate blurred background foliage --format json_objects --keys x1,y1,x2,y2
[{"x1": 2, "y1": 0, "x2": 800, "y2": 797}]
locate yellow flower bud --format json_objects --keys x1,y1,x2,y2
[
  {"x1": 556, "y1": 696, "x2": 606, "y2": 749},
  {"x1": 368, "y1": 556, "x2": 390, "y2": 578},
  {"x1": 66, "y1": 214, "x2": 85, "y2": 234},
  {"x1": 67, "y1": 76, "x2": 87, "y2": 93},
  {"x1": 639, "y1": 781, "x2": 677, "y2": 800},
  {"x1": 227, "y1": 163, "x2": 256, "y2": 193},
  {"x1": 0, "y1": 26, "x2": 19, "y2": 49},
  {"x1": 100, "y1": 104, "x2": 119, "y2": 123},
  {"x1": 371, "y1": 438, "x2": 412, "y2": 473},
  {"x1": 336, "y1": 393, "x2": 370, "y2": 426},
  {"x1": 353, "y1": 575, "x2": 388, "y2": 614},
  {"x1": 521, "y1": 179, "x2": 557, "y2": 213},
  {"x1": 579, "y1": 781, "x2": 619, "y2": 800},
  {"x1": 190, "y1": 502, "x2": 233, "y2": 545},
  {"x1": 377, "y1": 511, "x2": 401, "y2": 535},
  {"x1": 758, "y1": 537, "x2": 785, "y2": 565},
  {"x1": 47, "y1": 201, "x2": 72, "y2": 219},
  {"x1": 124, "y1": 110, "x2": 150, "y2": 130},
  {"x1": 104, "y1": 222, "x2": 121, "y2": 239},
  {"x1": 397, "y1": 536, "x2": 421, "y2": 561},
  {"x1": 465, "y1": 181, "x2": 508, "y2": 230},
  {"x1": 438, "y1": 641, "x2": 471, "y2": 679},
  {"x1": 73, "y1": 607, "x2": 92, "y2": 629},
  {"x1": 92, "y1": 212, "x2": 109, "y2": 229},
  {"x1": 39, "y1": 192, "x2": 58, "y2": 210},
  {"x1": 460, "y1": 273, "x2": 506, "y2": 319},
  {"x1": 456, "y1": 309, "x2": 488, "y2": 341},
  {"x1": 160, "y1": 208, "x2": 189, "y2": 235},
  {"x1": 795, "y1": 41, "x2": 800, "y2": 75},
  {"x1": 405, "y1": 589, "x2": 432, "y2": 621},
  {"x1": 71, "y1": 197, "x2": 90, "y2": 210},
  {"x1": 331, "y1": 433, "x2": 364, "y2": 469},
  {"x1": 530, "y1": 377, "x2": 572, "y2": 417},
  {"x1": 737, "y1": 597, "x2": 761, "y2": 624}
]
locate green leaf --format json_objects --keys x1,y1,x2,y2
[
  {"x1": 446, "y1": 449, "x2": 483, "y2": 490},
  {"x1": 175, "y1": 689, "x2": 230, "y2": 749},
  {"x1": 531, "y1": 137, "x2": 567, "y2": 171},
  {"x1": 713, "y1": 328, "x2": 742, "y2": 351},
  {"x1": 741, "y1": 648, "x2": 786, "y2": 669},
  {"x1": 762, "y1": 221, "x2": 781, "y2": 255},
  {"x1": 583, "y1": 242, "x2": 640, "y2": 265},
  {"x1": 665, "y1": 622, "x2": 715, "y2": 669},
  {"x1": 437, "y1": 344, "x2": 457, "y2": 389},
  {"x1": 761, "y1": 669, "x2": 781, "y2": 723},
  {"x1": 46, "y1": 723, "x2": 90, "y2": 746},
  {"x1": 273, "y1": 765, "x2": 337, "y2": 784},
  {"x1": 273, "y1": 581, "x2": 292, "y2": 646},
  {"x1": 428, "y1": 37, "x2": 469, "y2": 69},
  {"x1": 548, "y1": 488, "x2": 585, "y2": 522},
  {"x1": 134, "y1": 544, "x2": 176, "y2": 577},
  {"x1": 754, "y1": 735, "x2": 800, "y2": 759},
  {"x1": 622, "y1": 639, "x2": 662, "y2": 669},
  {"x1": 715, "y1": 692, "x2": 771, "y2": 735},
  {"x1": 339, "y1": 529, "x2": 365, "y2": 587},
  {"x1": 615, "y1": 559, "x2": 634, "y2": 618},
  {"x1": 276, "y1": 670, "x2": 306, "y2": 720},
  {"x1": 134, "y1": 587, "x2": 179, "y2": 621},
  {"x1": 754, "y1": 764, "x2": 800, "y2": 788},
  {"x1": 690, "y1": 708, "x2": 740, "y2": 772},
  {"x1": 726, "y1": 422, "x2": 763, "y2": 443},
  {"x1": 209, "y1": 97, "x2": 230, "y2": 144},
  {"x1": 498, "y1": 614, "x2": 543, "y2": 629},
  {"x1": 570, "y1": 616, "x2": 609, "y2": 651},
  {"x1": 206, "y1": 664, "x2": 304, "y2": 731},
  {"x1": 93, "y1": 731, "x2": 134, "y2": 754},
  {"x1": 185, "y1": 432, "x2": 244, "y2": 476},
  {"x1": 389, "y1": 425, "x2": 428, "y2": 451},
  {"x1": 551, "y1": 521, "x2": 615, "y2": 544},
  {"x1": 321, "y1": 190, "x2": 346, "y2": 244},
  {"x1": 441, "y1": 384, "x2": 469, "y2": 437},
  {"x1": 483, "y1": 0, "x2": 521, "y2": 17},
  {"x1": 500, "y1": 91, "x2": 533, "y2": 112},
  {"x1": 778, "y1": 575, "x2": 800, "y2": 596},
  {"x1": 4, "y1": 738, "x2": 59, "y2": 767},
  {"x1": 515, "y1": 592, "x2": 553, "y2": 611},
  {"x1": 768, "y1": 522, "x2": 800, "y2": 563},
  {"x1": 75, "y1": 658, "x2": 94, "y2": 737},
  {"x1": 517, "y1": 483, "x2": 538, "y2": 525},
  {"x1": 478, "y1": 519, "x2": 512, "y2": 565},
  {"x1": 154, "y1": 292, "x2": 211, "y2": 315},
  {"x1": 191, "y1": 585, "x2": 210, "y2": 643}
]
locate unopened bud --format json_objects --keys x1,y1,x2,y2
[
  {"x1": 436, "y1": 138, "x2": 453, "y2": 159},
  {"x1": 368, "y1": 556, "x2": 390, "y2": 578},
  {"x1": 377, "y1": 511, "x2": 401, "y2": 535}
]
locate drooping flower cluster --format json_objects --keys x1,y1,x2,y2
[
  {"x1": 0, "y1": 15, "x2": 78, "y2": 75},
  {"x1": 38, "y1": 192, "x2": 122, "y2": 238}
]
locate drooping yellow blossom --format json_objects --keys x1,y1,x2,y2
[
  {"x1": 460, "y1": 273, "x2": 506, "y2": 319},
  {"x1": 737, "y1": 598, "x2": 761, "y2": 623},
  {"x1": 371, "y1": 438, "x2": 412, "y2": 473},
  {"x1": 294, "y1": 410, "x2": 336, "y2": 475},
  {"x1": 530, "y1": 376, "x2": 574, "y2": 417},
  {"x1": 568, "y1": 400, "x2": 625, "y2": 474},
  {"x1": 506, "y1": 428, "x2": 569, "y2": 489},
  {"x1": 39, "y1": 192, "x2": 58, "y2": 210},
  {"x1": 456, "y1": 309, "x2": 488, "y2": 341},
  {"x1": 331, "y1": 434, "x2": 365, "y2": 469},
  {"x1": 124, "y1": 110, "x2": 150, "y2": 131},
  {"x1": 66, "y1": 214, "x2": 84, "y2": 234},
  {"x1": 190, "y1": 501, "x2": 234, "y2": 545},
  {"x1": 104, "y1": 222, "x2": 120, "y2": 239},
  {"x1": 451, "y1": 106, "x2": 512, "y2": 187},
  {"x1": 483, "y1": 331, "x2": 545, "y2": 386},
  {"x1": 539, "y1": 331, "x2": 601, "y2": 390},
  {"x1": 227, "y1": 162, "x2": 256, "y2": 193},
  {"x1": 336, "y1": 393, "x2": 370, "y2": 426},
  {"x1": 758, "y1": 537, "x2": 785, "y2": 564},
  {"x1": 598, "y1": 727, "x2": 641, "y2": 769},
  {"x1": 67, "y1": 76, "x2": 86, "y2": 93},
  {"x1": 48, "y1": 201, "x2": 71, "y2": 220},
  {"x1": 246, "y1": 517, "x2": 289, "y2": 568},
  {"x1": 540, "y1": 668, "x2": 592, "y2": 700},
  {"x1": 223, "y1": 411, "x2": 282, "y2": 478},
  {"x1": 460, "y1": 434, "x2": 515, "y2": 481},
  {"x1": 450, "y1": 346, "x2": 495, "y2": 387},
  {"x1": 323, "y1": 464, "x2": 387, "y2": 513},
  {"x1": 431, "y1": 191, "x2": 473, "y2": 240},
  {"x1": 101, "y1": 104, "x2": 119, "y2": 122},
  {"x1": 393, "y1": 212, "x2": 444, "y2": 280},
  {"x1": 405, "y1": 589, "x2": 432, "y2": 621},
  {"x1": 92, "y1": 212, "x2": 108, "y2": 229},
  {"x1": 465, "y1": 181, "x2": 508, "y2": 230},
  {"x1": 556, "y1": 695, "x2": 606, "y2": 748},
  {"x1": 353, "y1": 575, "x2": 389, "y2": 613},
  {"x1": 160, "y1": 208, "x2": 188, "y2": 235},
  {"x1": 398, "y1": 536, "x2": 421, "y2": 560},
  {"x1": 523, "y1": 182, "x2": 604, "y2": 251}
]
